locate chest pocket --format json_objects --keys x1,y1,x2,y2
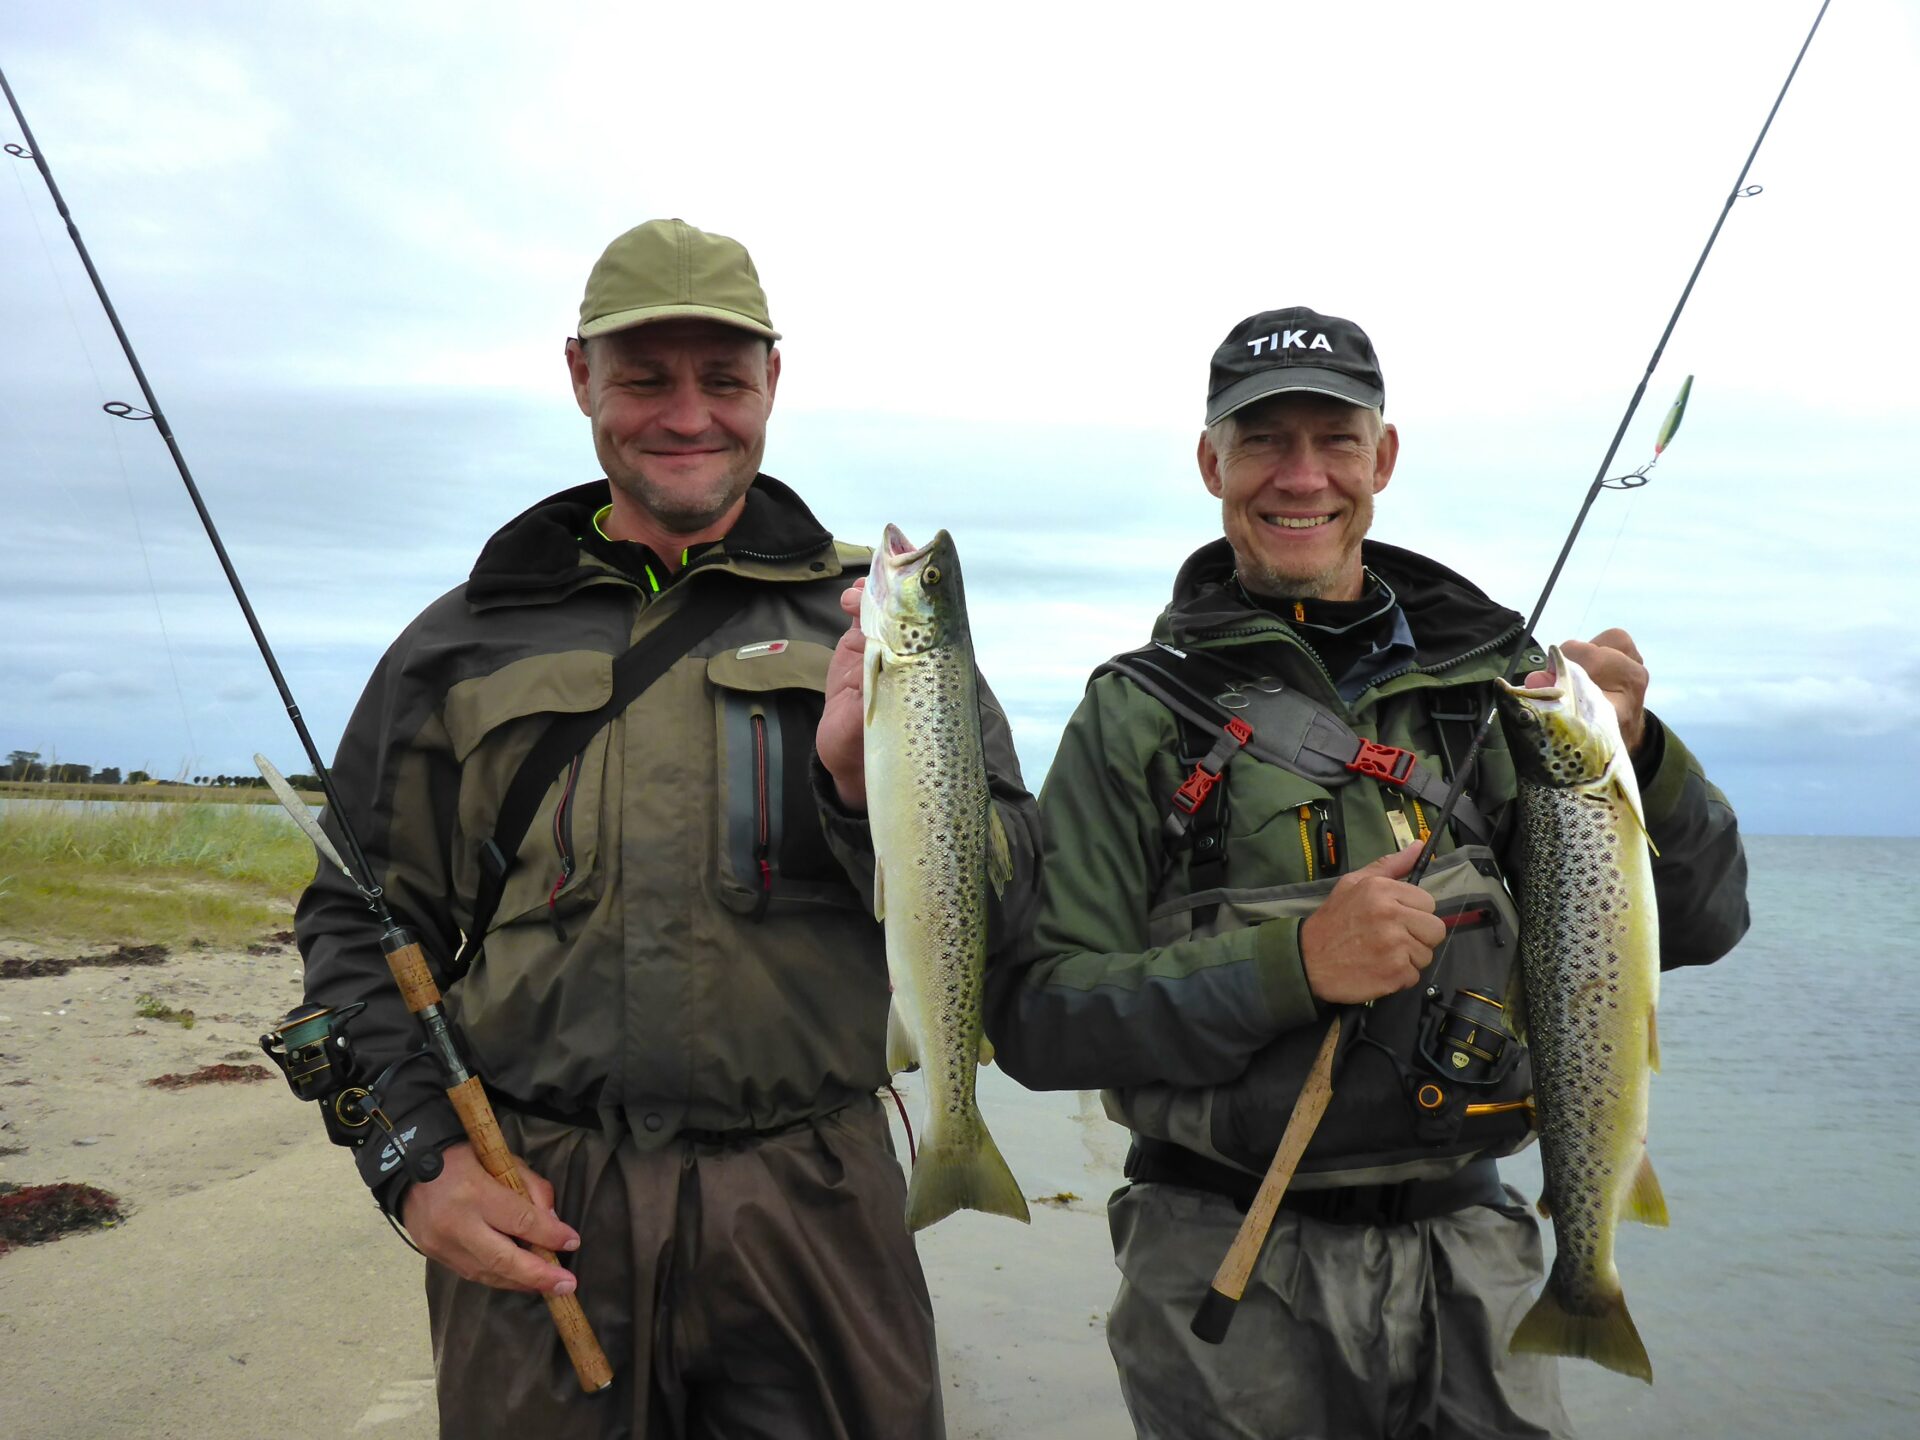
[
  {"x1": 707, "y1": 642, "x2": 863, "y2": 919},
  {"x1": 442, "y1": 650, "x2": 615, "y2": 935}
]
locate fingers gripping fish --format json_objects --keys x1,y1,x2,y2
[
  {"x1": 1498, "y1": 645, "x2": 1667, "y2": 1383},
  {"x1": 861, "y1": 525, "x2": 1030, "y2": 1232}
]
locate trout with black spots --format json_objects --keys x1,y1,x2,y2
[
  {"x1": 1498, "y1": 645, "x2": 1667, "y2": 1383},
  {"x1": 861, "y1": 525, "x2": 1029, "y2": 1232}
]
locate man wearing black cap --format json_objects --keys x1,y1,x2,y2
[
  {"x1": 984, "y1": 308, "x2": 1748, "y2": 1436},
  {"x1": 297, "y1": 219, "x2": 1040, "y2": 1436}
]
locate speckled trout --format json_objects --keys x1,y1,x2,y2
[
  {"x1": 861, "y1": 525, "x2": 1029, "y2": 1232},
  {"x1": 1499, "y1": 646, "x2": 1667, "y2": 1383}
]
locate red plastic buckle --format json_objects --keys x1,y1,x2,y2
[
  {"x1": 1172, "y1": 765, "x2": 1219, "y2": 815},
  {"x1": 1225, "y1": 717, "x2": 1253, "y2": 745},
  {"x1": 1347, "y1": 739, "x2": 1416, "y2": 785}
]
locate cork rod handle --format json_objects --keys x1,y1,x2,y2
[
  {"x1": 384, "y1": 935, "x2": 614, "y2": 1393},
  {"x1": 1191, "y1": 1015, "x2": 1343, "y2": 1345}
]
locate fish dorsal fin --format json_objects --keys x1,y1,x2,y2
[
  {"x1": 978, "y1": 1033, "x2": 996, "y2": 1067},
  {"x1": 1624, "y1": 1149, "x2": 1669, "y2": 1227},
  {"x1": 987, "y1": 806, "x2": 1012, "y2": 899},
  {"x1": 1647, "y1": 1006, "x2": 1661, "y2": 1074}
]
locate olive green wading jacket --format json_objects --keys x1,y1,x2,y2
[
  {"x1": 296, "y1": 476, "x2": 1041, "y2": 1208},
  {"x1": 984, "y1": 538, "x2": 1749, "y2": 1178}
]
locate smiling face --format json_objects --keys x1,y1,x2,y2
[
  {"x1": 565, "y1": 319, "x2": 780, "y2": 544},
  {"x1": 1197, "y1": 391, "x2": 1398, "y2": 600}
]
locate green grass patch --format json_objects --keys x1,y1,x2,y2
[
  {"x1": 0, "y1": 799, "x2": 315, "y2": 948},
  {"x1": 134, "y1": 992, "x2": 196, "y2": 1028}
]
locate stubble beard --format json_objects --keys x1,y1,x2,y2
[
  {"x1": 1228, "y1": 510, "x2": 1369, "y2": 601},
  {"x1": 609, "y1": 453, "x2": 759, "y2": 537}
]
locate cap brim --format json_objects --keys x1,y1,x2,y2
[
  {"x1": 1205, "y1": 368, "x2": 1383, "y2": 426},
  {"x1": 579, "y1": 302, "x2": 781, "y2": 342}
]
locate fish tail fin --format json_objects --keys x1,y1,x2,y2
[
  {"x1": 905, "y1": 1115, "x2": 1031, "y2": 1232},
  {"x1": 1510, "y1": 1283, "x2": 1653, "y2": 1384},
  {"x1": 1623, "y1": 1149, "x2": 1669, "y2": 1227}
]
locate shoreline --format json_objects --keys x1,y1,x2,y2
[{"x1": 0, "y1": 934, "x2": 1131, "y2": 1437}]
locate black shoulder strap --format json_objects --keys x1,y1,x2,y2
[
  {"x1": 1097, "y1": 643, "x2": 1494, "y2": 847},
  {"x1": 450, "y1": 575, "x2": 749, "y2": 978}
]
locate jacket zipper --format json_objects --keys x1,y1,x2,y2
[
  {"x1": 751, "y1": 712, "x2": 773, "y2": 904},
  {"x1": 547, "y1": 753, "x2": 583, "y2": 937}
]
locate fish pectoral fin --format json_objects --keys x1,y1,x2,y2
[
  {"x1": 885, "y1": 999, "x2": 920, "y2": 1074},
  {"x1": 871, "y1": 857, "x2": 886, "y2": 923},
  {"x1": 986, "y1": 805, "x2": 1013, "y2": 899},
  {"x1": 861, "y1": 642, "x2": 883, "y2": 727},
  {"x1": 1612, "y1": 770, "x2": 1660, "y2": 858},
  {"x1": 1647, "y1": 1006, "x2": 1661, "y2": 1073},
  {"x1": 1502, "y1": 967, "x2": 1531, "y2": 1045},
  {"x1": 1624, "y1": 1149, "x2": 1670, "y2": 1227}
]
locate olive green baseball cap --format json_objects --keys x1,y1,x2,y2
[{"x1": 577, "y1": 218, "x2": 780, "y2": 342}]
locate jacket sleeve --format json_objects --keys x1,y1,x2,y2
[
  {"x1": 983, "y1": 675, "x2": 1319, "y2": 1094},
  {"x1": 813, "y1": 671, "x2": 1042, "y2": 954},
  {"x1": 293, "y1": 632, "x2": 467, "y2": 1214},
  {"x1": 1633, "y1": 711, "x2": 1752, "y2": 969}
]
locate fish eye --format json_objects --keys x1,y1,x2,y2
[{"x1": 924, "y1": 565, "x2": 942, "y2": 586}]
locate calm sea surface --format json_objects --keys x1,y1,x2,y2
[{"x1": 1508, "y1": 833, "x2": 1920, "y2": 1438}]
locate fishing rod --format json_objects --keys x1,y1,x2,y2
[
  {"x1": 0, "y1": 65, "x2": 613, "y2": 1392},
  {"x1": 1191, "y1": 0, "x2": 1832, "y2": 1346}
]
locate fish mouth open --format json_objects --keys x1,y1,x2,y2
[
  {"x1": 1497, "y1": 644, "x2": 1570, "y2": 703},
  {"x1": 868, "y1": 523, "x2": 950, "y2": 605}
]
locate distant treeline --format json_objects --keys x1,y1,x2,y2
[{"x1": 4, "y1": 750, "x2": 321, "y2": 791}]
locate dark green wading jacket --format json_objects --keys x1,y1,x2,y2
[
  {"x1": 296, "y1": 476, "x2": 1041, "y2": 1208},
  {"x1": 984, "y1": 537, "x2": 1750, "y2": 1185}
]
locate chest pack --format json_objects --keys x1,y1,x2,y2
[{"x1": 1095, "y1": 641, "x2": 1538, "y2": 1181}]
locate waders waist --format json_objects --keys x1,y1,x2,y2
[
  {"x1": 1127, "y1": 1138, "x2": 1504, "y2": 1226},
  {"x1": 491, "y1": 1088, "x2": 851, "y2": 1148}
]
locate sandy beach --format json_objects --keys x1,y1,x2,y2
[{"x1": 0, "y1": 936, "x2": 1133, "y2": 1438}]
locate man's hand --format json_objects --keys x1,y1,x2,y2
[
  {"x1": 1527, "y1": 627, "x2": 1649, "y2": 756},
  {"x1": 1298, "y1": 842, "x2": 1445, "y2": 1005},
  {"x1": 815, "y1": 582, "x2": 867, "y2": 812},
  {"x1": 400, "y1": 1141, "x2": 582, "y2": 1295}
]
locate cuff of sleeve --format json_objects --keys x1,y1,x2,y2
[
  {"x1": 355, "y1": 1098, "x2": 466, "y2": 1218},
  {"x1": 809, "y1": 751, "x2": 873, "y2": 846},
  {"x1": 1252, "y1": 918, "x2": 1321, "y2": 1034},
  {"x1": 1635, "y1": 712, "x2": 1695, "y2": 824}
]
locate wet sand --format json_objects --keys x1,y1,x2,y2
[{"x1": 0, "y1": 939, "x2": 1132, "y2": 1438}]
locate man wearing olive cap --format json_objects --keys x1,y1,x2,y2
[
  {"x1": 986, "y1": 307, "x2": 1749, "y2": 1436},
  {"x1": 297, "y1": 218, "x2": 1040, "y2": 1436}
]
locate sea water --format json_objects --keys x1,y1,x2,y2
[{"x1": 1516, "y1": 833, "x2": 1920, "y2": 1438}]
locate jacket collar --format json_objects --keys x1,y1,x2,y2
[
  {"x1": 465, "y1": 473, "x2": 837, "y2": 608},
  {"x1": 1159, "y1": 537, "x2": 1525, "y2": 672}
]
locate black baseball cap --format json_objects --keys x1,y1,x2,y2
[{"x1": 1205, "y1": 307, "x2": 1385, "y2": 426}]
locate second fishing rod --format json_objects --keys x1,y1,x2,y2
[
  {"x1": 1190, "y1": 0, "x2": 1832, "y2": 1346},
  {"x1": 0, "y1": 64, "x2": 613, "y2": 1393}
]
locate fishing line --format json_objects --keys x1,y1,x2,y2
[
  {"x1": 4, "y1": 145, "x2": 202, "y2": 768},
  {"x1": 1409, "y1": 0, "x2": 1831, "y2": 884}
]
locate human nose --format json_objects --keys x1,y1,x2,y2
[
  {"x1": 655, "y1": 379, "x2": 712, "y2": 436},
  {"x1": 1264, "y1": 446, "x2": 1326, "y2": 493}
]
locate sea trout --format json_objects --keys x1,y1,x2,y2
[
  {"x1": 861, "y1": 524, "x2": 1029, "y2": 1232},
  {"x1": 1498, "y1": 645, "x2": 1667, "y2": 1383}
]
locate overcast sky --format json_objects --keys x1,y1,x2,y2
[{"x1": 3, "y1": 0, "x2": 1916, "y2": 835}]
